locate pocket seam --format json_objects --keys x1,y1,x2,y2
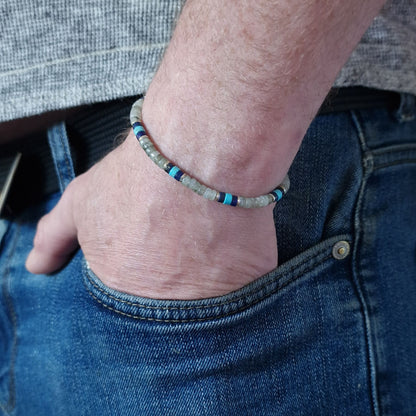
[
  {"x1": 84, "y1": 242, "x2": 335, "y2": 312},
  {"x1": 83, "y1": 253, "x2": 334, "y2": 323},
  {"x1": 82, "y1": 234, "x2": 352, "y2": 323}
]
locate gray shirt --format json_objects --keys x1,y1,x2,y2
[{"x1": 1, "y1": 0, "x2": 415, "y2": 123}]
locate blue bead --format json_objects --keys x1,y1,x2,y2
[
  {"x1": 218, "y1": 192, "x2": 226, "y2": 203},
  {"x1": 169, "y1": 166, "x2": 180, "y2": 178},
  {"x1": 164, "y1": 163, "x2": 174, "y2": 173},
  {"x1": 271, "y1": 189, "x2": 283, "y2": 201},
  {"x1": 174, "y1": 170, "x2": 184, "y2": 181},
  {"x1": 133, "y1": 123, "x2": 146, "y2": 138},
  {"x1": 231, "y1": 195, "x2": 238, "y2": 206}
]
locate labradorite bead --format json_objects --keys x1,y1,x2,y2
[
  {"x1": 181, "y1": 175, "x2": 191, "y2": 187},
  {"x1": 203, "y1": 187, "x2": 217, "y2": 201},
  {"x1": 195, "y1": 183, "x2": 207, "y2": 196},
  {"x1": 157, "y1": 157, "x2": 169, "y2": 169}
]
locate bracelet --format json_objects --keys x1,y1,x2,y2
[{"x1": 130, "y1": 98, "x2": 290, "y2": 208}]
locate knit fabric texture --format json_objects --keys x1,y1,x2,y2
[
  {"x1": 0, "y1": 0, "x2": 415, "y2": 122},
  {"x1": 334, "y1": 0, "x2": 416, "y2": 95}
]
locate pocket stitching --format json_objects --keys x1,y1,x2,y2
[
  {"x1": 84, "y1": 240, "x2": 336, "y2": 312},
  {"x1": 83, "y1": 252, "x2": 335, "y2": 323}
]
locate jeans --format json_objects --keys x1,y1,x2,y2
[{"x1": 1, "y1": 97, "x2": 415, "y2": 415}]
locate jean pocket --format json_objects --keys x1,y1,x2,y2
[
  {"x1": 82, "y1": 233, "x2": 353, "y2": 325},
  {"x1": 77, "y1": 233, "x2": 374, "y2": 416}
]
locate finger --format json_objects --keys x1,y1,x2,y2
[{"x1": 26, "y1": 187, "x2": 79, "y2": 274}]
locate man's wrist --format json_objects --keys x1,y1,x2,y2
[
  {"x1": 141, "y1": 90, "x2": 298, "y2": 197},
  {"x1": 139, "y1": 0, "x2": 385, "y2": 196}
]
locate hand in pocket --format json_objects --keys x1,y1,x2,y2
[{"x1": 26, "y1": 132, "x2": 278, "y2": 300}]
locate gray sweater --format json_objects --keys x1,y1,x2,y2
[{"x1": 1, "y1": 0, "x2": 415, "y2": 123}]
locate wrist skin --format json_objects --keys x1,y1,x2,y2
[{"x1": 141, "y1": 0, "x2": 385, "y2": 196}]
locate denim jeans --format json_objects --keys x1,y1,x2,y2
[{"x1": 1, "y1": 97, "x2": 415, "y2": 415}]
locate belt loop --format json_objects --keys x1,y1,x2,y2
[
  {"x1": 394, "y1": 92, "x2": 416, "y2": 123},
  {"x1": 47, "y1": 122, "x2": 75, "y2": 194}
]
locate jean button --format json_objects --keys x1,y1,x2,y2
[{"x1": 332, "y1": 241, "x2": 350, "y2": 260}]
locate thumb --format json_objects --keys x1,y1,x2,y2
[{"x1": 26, "y1": 186, "x2": 79, "y2": 274}]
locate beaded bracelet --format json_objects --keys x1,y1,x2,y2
[{"x1": 130, "y1": 98, "x2": 290, "y2": 208}]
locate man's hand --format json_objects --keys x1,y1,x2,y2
[{"x1": 26, "y1": 132, "x2": 278, "y2": 300}]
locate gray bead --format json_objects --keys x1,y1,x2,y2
[
  {"x1": 144, "y1": 145, "x2": 156, "y2": 156},
  {"x1": 157, "y1": 157, "x2": 169, "y2": 169},
  {"x1": 203, "y1": 187, "x2": 217, "y2": 201},
  {"x1": 179, "y1": 173, "x2": 189, "y2": 183},
  {"x1": 181, "y1": 175, "x2": 192, "y2": 187},
  {"x1": 140, "y1": 136, "x2": 152, "y2": 147},
  {"x1": 192, "y1": 179, "x2": 200, "y2": 191},
  {"x1": 148, "y1": 150, "x2": 161, "y2": 160},
  {"x1": 246, "y1": 199, "x2": 257, "y2": 208},
  {"x1": 130, "y1": 115, "x2": 141, "y2": 124},
  {"x1": 153, "y1": 154, "x2": 164, "y2": 165},
  {"x1": 238, "y1": 197, "x2": 250, "y2": 208},
  {"x1": 187, "y1": 178, "x2": 200, "y2": 192},
  {"x1": 194, "y1": 183, "x2": 207, "y2": 196},
  {"x1": 281, "y1": 174, "x2": 290, "y2": 193},
  {"x1": 256, "y1": 195, "x2": 270, "y2": 207},
  {"x1": 140, "y1": 141, "x2": 153, "y2": 151},
  {"x1": 255, "y1": 197, "x2": 263, "y2": 207},
  {"x1": 129, "y1": 99, "x2": 144, "y2": 124},
  {"x1": 237, "y1": 197, "x2": 247, "y2": 208}
]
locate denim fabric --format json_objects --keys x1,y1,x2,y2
[
  {"x1": 47, "y1": 123, "x2": 76, "y2": 193},
  {"x1": 1, "y1": 100, "x2": 415, "y2": 415}
]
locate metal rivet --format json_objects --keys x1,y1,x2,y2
[{"x1": 332, "y1": 241, "x2": 350, "y2": 260}]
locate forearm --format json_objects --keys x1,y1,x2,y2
[{"x1": 142, "y1": 0, "x2": 385, "y2": 194}]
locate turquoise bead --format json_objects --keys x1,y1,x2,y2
[
  {"x1": 168, "y1": 166, "x2": 180, "y2": 178},
  {"x1": 223, "y1": 193, "x2": 233, "y2": 205}
]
